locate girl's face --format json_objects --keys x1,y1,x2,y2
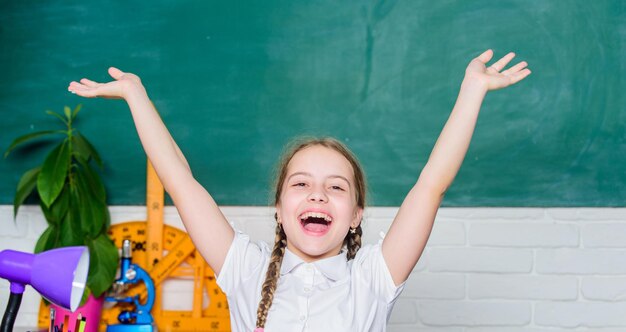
[{"x1": 276, "y1": 145, "x2": 363, "y2": 262}]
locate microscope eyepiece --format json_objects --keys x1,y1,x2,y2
[{"x1": 122, "y1": 239, "x2": 132, "y2": 258}]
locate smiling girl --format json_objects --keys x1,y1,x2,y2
[{"x1": 68, "y1": 49, "x2": 530, "y2": 331}]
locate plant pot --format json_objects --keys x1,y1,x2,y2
[{"x1": 50, "y1": 294, "x2": 104, "y2": 332}]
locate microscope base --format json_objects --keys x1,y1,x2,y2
[{"x1": 106, "y1": 324, "x2": 155, "y2": 332}]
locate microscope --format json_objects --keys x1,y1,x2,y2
[{"x1": 106, "y1": 239, "x2": 156, "y2": 332}]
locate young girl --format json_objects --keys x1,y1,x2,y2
[{"x1": 68, "y1": 49, "x2": 530, "y2": 331}]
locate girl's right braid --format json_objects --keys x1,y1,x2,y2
[{"x1": 255, "y1": 220, "x2": 287, "y2": 329}]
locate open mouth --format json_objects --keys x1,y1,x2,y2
[{"x1": 299, "y1": 212, "x2": 332, "y2": 234}]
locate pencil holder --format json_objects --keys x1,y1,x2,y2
[{"x1": 50, "y1": 294, "x2": 104, "y2": 332}]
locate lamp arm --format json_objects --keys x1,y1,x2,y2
[{"x1": 1, "y1": 291, "x2": 23, "y2": 332}]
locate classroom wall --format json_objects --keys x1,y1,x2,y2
[{"x1": 2, "y1": 205, "x2": 626, "y2": 331}]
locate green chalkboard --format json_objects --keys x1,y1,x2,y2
[{"x1": 1, "y1": 1, "x2": 624, "y2": 206}]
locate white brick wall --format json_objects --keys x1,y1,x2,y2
[{"x1": 1, "y1": 205, "x2": 626, "y2": 331}]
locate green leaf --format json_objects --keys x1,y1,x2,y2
[
  {"x1": 40, "y1": 184, "x2": 70, "y2": 226},
  {"x1": 72, "y1": 133, "x2": 103, "y2": 167},
  {"x1": 74, "y1": 170, "x2": 107, "y2": 237},
  {"x1": 64, "y1": 106, "x2": 72, "y2": 121},
  {"x1": 89, "y1": 200, "x2": 108, "y2": 236},
  {"x1": 34, "y1": 225, "x2": 59, "y2": 253},
  {"x1": 45, "y1": 110, "x2": 68, "y2": 126},
  {"x1": 86, "y1": 234, "x2": 119, "y2": 297},
  {"x1": 72, "y1": 104, "x2": 82, "y2": 121},
  {"x1": 13, "y1": 166, "x2": 41, "y2": 218},
  {"x1": 72, "y1": 134, "x2": 91, "y2": 164},
  {"x1": 77, "y1": 158, "x2": 106, "y2": 202},
  {"x1": 58, "y1": 210, "x2": 84, "y2": 247},
  {"x1": 72, "y1": 178, "x2": 95, "y2": 236},
  {"x1": 4, "y1": 130, "x2": 65, "y2": 158},
  {"x1": 102, "y1": 207, "x2": 111, "y2": 231},
  {"x1": 37, "y1": 141, "x2": 70, "y2": 207}
]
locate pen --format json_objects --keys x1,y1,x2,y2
[{"x1": 49, "y1": 307, "x2": 56, "y2": 332}]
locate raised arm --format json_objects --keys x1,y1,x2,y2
[
  {"x1": 68, "y1": 68, "x2": 234, "y2": 274},
  {"x1": 382, "y1": 50, "x2": 531, "y2": 285}
]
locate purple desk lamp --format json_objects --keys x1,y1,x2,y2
[{"x1": 0, "y1": 246, "x2": 89, "y2": 332}]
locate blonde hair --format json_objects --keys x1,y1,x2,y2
[{"x1": 255, "y1": 137, "x2": 366, "y2": 328}]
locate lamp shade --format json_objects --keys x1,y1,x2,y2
[{"x1": 0, "y1": 246, "x2": 89, "y2": 312}]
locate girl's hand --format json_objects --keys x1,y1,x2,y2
[
  {"x1": 68, "y1": 67, "x2": 144, "y2": 99},
  {"x1": 464, "y1": 49, "x2": 531, "y2": 91}
]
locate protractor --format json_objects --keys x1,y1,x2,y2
[{"x1": 101, "y1": 221, "x2": 231, "y2": 332}]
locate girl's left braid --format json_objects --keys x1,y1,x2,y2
[{"x1": 346, "y1": 225, "x2": 362, "y2": 260}]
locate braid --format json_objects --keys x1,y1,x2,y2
[
  {"x1": 346, "y1": 225, "x2": 362, "y2": 260},
  {"x1": 256, "y1": 219, "x2": 287, "y2": 329}
]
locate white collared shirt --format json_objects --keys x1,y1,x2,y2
[{"x1": 217, "y1": 231, "x2": 405, "y2": 332}]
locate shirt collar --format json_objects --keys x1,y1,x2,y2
[{"x1": 280, "y1": 248, "x2": 349, "y2": 281}]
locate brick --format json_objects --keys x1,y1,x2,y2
[
  {"x1": 362, "y1": 218, "x2": 464, "y2": 248},
  {"x1": 0, "y1": 205, "x2": 29, "y2": 238},
  {"x1": 110, "y1": 205, "x2": 147, "y2": 224},
  {"x1": 427, "y1": 221, "x2": 465, "y2": 246},
  {"x1": 160, "y1": 278, "x2": 196, "y2": 310},
  {"x1": 364, "y1": 207, "x2": 398, "y2": 220},
  {"x1": 417, "y1": 301, "x2": 530, "y2": 326},
  {"x1": 581, "y1": 277, "x2": 626, "y2": 301},
  {"x1": 27, "y1": 216, "x2": 48, "y2": 241},
  {"x1": 221, "y1": 206, "x2": 274, "y2": 219},
  {"x1": 467, "y1": 328, "x2": 626, "y2": 332},
  {"x1": 388, "y1": 299, "x2": 417, "y2": 324},
  {"x1": 16, "y1": 290, "x2": 42, "y2": 315},
  {"x1": 412, "y1": 250, "x2": 428, "y2": 272},
  {"x1": 536, "y1": 249, "x2": 626, "y2": 275},
  {"x1": 402, "y1": 273, "x2": 465, "y2": 299},
  {"x1": 467, "y1": 328, "x2": 563, "y2": 332},
  {"x1": 429, "y1": 248, "x2": 533, "y2": 273},
  {"x1": 163, "y1": 209, "x2": 186, "y2": 229},
  {"x1": 0, "y1": 291, "x2": 41, "y2": 326},
  {"x1": 547, "y1": 208, "x2": 626, "y2": 222},
  {"x1": 582, "y1": 223, "x2": 626, "y2": 248},
  {"x1": 436, "y1": 208, "x2": 545, "y2": 220},
  {"x1": 469, "y1": 222, "x2": 578, "y2": 247},
  {"x1": 239, "y1": 219, "x2": 275, "y2": 244},
  {"x1": 389, "y1": 326, "x2": 462, "y2": 332},
  {"x1": 13, "y1": 313, "x2": 41, "y2": 330},
  {"x1": 468, "y1": 275, "x2": 577, "y2": 300},
  {"x1": 361, "y1": 218, "x2": 392, "y2": 245},
  {"x1": 535, "y1": 302, "x2": 626, "y2": 328},
  {"x1": 0, "y1": 236, "x2": 36, "y2": 252}
]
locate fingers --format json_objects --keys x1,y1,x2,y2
[
  {"x1": 108, "y1": 67, "x2": 125, "y2": 80},
  {"x1": 79, "y1": 78, "x2": 99, "y2": 88},
  {"x1": 508, "y1": 68, "x2": 532, "y2": 85},
  {"x1": 502, "y1": 61, "x2": 528, "y2": 75},
  {"x1": 488, "y1": 52, "x2": 516, "y2": 72},
  {"x1": 68, "y1": 81, "x2": 98, "y2": 98},
  {"x1": 476, "y1": 49, "x2": 494, "y2": 64}
]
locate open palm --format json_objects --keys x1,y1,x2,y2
[
  {"x1": 68, "y1": 67, "x2": 142, "y2": 99},
  {"x1": 466, "y1": 49, "x2": 531, "y2": 91}
]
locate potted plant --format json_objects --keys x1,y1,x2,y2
[{"x1": 4, "y1": 105, "x2": 118, "y2": 328}]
